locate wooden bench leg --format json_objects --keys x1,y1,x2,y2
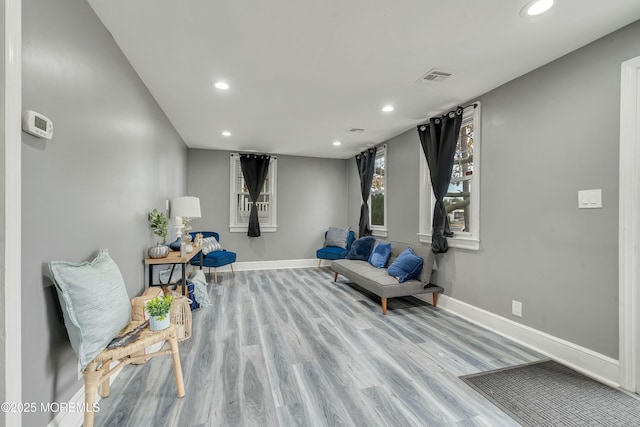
[
  {"x1": 168, "y1": 335, "x2": 186, "y2": 398},
  {"x1": 432, "y1": 292, "x2": 439, "y2": 307},
  {"x1": 230, "y1": 264, "x2": 235, "y2": 276},
  {"x1": 382, "y1": 297, "x2": 387, "y2": 315},
  {"x1": 214, "y1": 268, "x2": 218, "y2": 283},
  {"x1": 83, "y1": 388, "x2": 96, "y2": 427},
  {"x1": 317, "y1": 259, "x2": 321, "y2": 269},
  {"x1": 99, "y1": 359, "x2": 112, "y2": 398},
  {"x1": 333, "y1": 271, "x2": 338, "y2": 282},
  {"x1": 83, "y1": 364, "x2": 101, "y2": 427}
]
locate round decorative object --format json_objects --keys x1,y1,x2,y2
[
  {"x1": 168, "y1": 237, "x2": 182, "y2": 251},
  {"x1": 149, "y1": 315, "x2": 170, "y2": 331},
  {"x1": 170, "y1": 296, "x2": 192, "y2": 341},
  {"x1": 148, "y1": 243, "x2": 169, "y2": 258}
]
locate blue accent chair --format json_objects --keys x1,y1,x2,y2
[
  {"x1": 315, "y1": 229, "x2": 356, "y2": 268},
  {"x1": 190, "y1": 231, "x2": 236, "y2": 283}
]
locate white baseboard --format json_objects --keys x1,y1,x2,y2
[
  {"x1": 47, "y1": 359, "x2": 126, "y2": 427},
  {"x1": 316, "y1": 259, "x2": 332, "y2": 268},
  {"x1": 47, "y1": 385, "x2": 84, "y2": 427},
  {"x1": 415, "y1": 294, "x2": 620, "y2": 387},
  {"x1": 207, "y1": 258, "x2": 322, "y2": 272}
]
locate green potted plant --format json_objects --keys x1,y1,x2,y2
[
  {"x1": 145, "y1": 295, "x2": 173, "y2": 331},
  {"x1": 147, "y1": 209, "x2": 169, "y2": 258}
]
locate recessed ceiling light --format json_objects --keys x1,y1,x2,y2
[
  {"x1": 214, "y1": 81, "x2": 230, "y2": 90},
  {"x1": 382, "y1": 105, "x2": 394, "y2": 112},
  {"x1": 221, "y1": 131, "x2": 232, "y2": 136},
  {"x1": 521, "y1": 0, "x2": 554, "y2": 17},
  {"x1": 333, "y1": 141, "x2": 342, "y2": 146}
]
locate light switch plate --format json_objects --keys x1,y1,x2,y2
[{"x1": 578, "y1": 189, "x2": 602, "y2": 209}]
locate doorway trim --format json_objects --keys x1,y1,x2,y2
[
  {"x1": 619, "y1": 55, "x2": 640, "y2": 393},
  {"x1": 1, "y1": 0, "x2": 22, "y2": 425},
  {"x1": 2, "y1": 1, "x2": 22, "y2": 426}
]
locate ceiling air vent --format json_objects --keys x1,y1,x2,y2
[
  {"x1": 349, "y1": 128, "x2": 365, "y2": 133},
  {"x1": 419, "y1": 69, "x2": 452, "y2": 83}
]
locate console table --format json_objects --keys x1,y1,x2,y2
[{"x1": 144, "y1": 246, "x2": 203, "y2": 298}]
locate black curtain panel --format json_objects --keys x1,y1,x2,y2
[
  {"x1": 417, "y1": 107, "x2": 463, "y2": 253},
  {"x1": 240, "y1": 154, "x2": 271, "y2": 237},
  {"x1": 355, "y1": 147, "x2": 377, "y2": 237}
]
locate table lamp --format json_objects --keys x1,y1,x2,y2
[{"x1": 171, "y1": 196, "x2": 201, "y2": 249}]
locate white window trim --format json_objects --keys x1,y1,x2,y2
[
  {"x1": 229, "y1": 154, "x2": 278, "y2": 233},
  {"x1": 371, "y1": 144, "x2": 388, "y2": 237},
  {"x1": 418, "y1": 103, "x2": 481, "y2": 250}
]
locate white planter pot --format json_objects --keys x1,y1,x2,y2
[{"x1": 149, "y1": 315, "x2": 170, "y2": 331}]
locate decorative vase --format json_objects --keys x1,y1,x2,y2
[
  {"x1": 168, "y1": 237, "x2": 182, "y2": 251},
  {"x1": 148, "y1": 243, "x2": 169, "y2": 259},
  {"x1": 149, "y1": 315, "x2": 170, "y2": 331}
]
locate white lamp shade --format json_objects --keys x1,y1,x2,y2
[{"x1": 171, "y1": 196, "x2": 201, "y2": 219}]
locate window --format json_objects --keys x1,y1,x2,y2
[
  {"x1": 229, "y1": 154, "x2": 277, "y2": 232},
  {"x1": 419, "y1": 103, "x2": 481, "y2": 250},
  {"x1": 371, "y1": 145, "x2": 387, "y2": 237}
]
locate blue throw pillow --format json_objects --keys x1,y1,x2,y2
[
  {"x1": 387, "y1": 247, "x2": 424, "y2": 283},
  {"x1": 368, "y1": 242, "x2": 392, "y2": 268},
  {"x1": 346, "y1": 236, "x2": 376, "y2": 261}
]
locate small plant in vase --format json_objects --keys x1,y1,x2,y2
[
  {"x1": 148, "y1": 209, "x2": 169, "y2": 258},
  {"x1": 145, "y1": 295, "x2": 173, "y2": 331}
]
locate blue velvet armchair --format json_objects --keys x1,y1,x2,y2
[
  {"x1": 315, "y1": 229, "x2": 355, "y2": 268},
  {"x1": 190, "y1": 231, "x2": 236, "y2": 283}
]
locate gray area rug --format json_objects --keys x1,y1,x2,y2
[{"x1": 460, "y1": 360, "x2": 640, "y2": 426}]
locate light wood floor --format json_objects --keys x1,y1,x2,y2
[{"x1": 94, "y1": 267, "x2": 542, "y2": 426}]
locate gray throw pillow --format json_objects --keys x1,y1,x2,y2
[
  {"x1": 325, "y1": 227, "x2": 350, "y2": 249},
  {"x1": 201, "y1": 236, "x2": 222, "y2": 255}
]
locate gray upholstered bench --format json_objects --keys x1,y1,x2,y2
[{"x1": 332, "y1": 241, "x2": 443, "y2": 315}]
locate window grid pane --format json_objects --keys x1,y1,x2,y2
[
  {"x1": 444, "y1": 120, "x2": 473, "y2": 233},
  {"x1": 371, "y1": 149, "x2": 385, "y2": 227},
  {"x1": 236, "y1": 193, "x2": 271, "y2": 223}
]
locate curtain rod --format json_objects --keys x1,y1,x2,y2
[
  {"x1": 230, "y1": 152, "x2": 277, "y2": 159},
  {"x1": 418, "y1": 103, "x2": 478, "y2": 128}
]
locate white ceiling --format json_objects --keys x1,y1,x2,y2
[{"x1": 87, "y1": 0, "x2": 640, "y2": 159}]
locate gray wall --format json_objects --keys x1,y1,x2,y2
[
  {"x1": 347, "y1": 139, "x2": 422, "y2": 244},
  {"x1": 349, "y1": 20, "x2": 640, "y2": 359},
  {"x1": 347, "y1": 157, "x2": 361, "y2": 236},
  {"x1": 22, "y1": 0, "x2": 187, "y2": 425},
  {"x1": 187, "y1": 149, "x2": 349, "y2": 261}
]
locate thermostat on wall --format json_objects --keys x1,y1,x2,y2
[{"x1": 22, "y1": 110, "x2": 53, "y2": 140}]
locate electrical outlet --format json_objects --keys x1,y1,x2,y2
[{"x1": 512, "y1": 300, "x2": 523, "y2": 317}]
